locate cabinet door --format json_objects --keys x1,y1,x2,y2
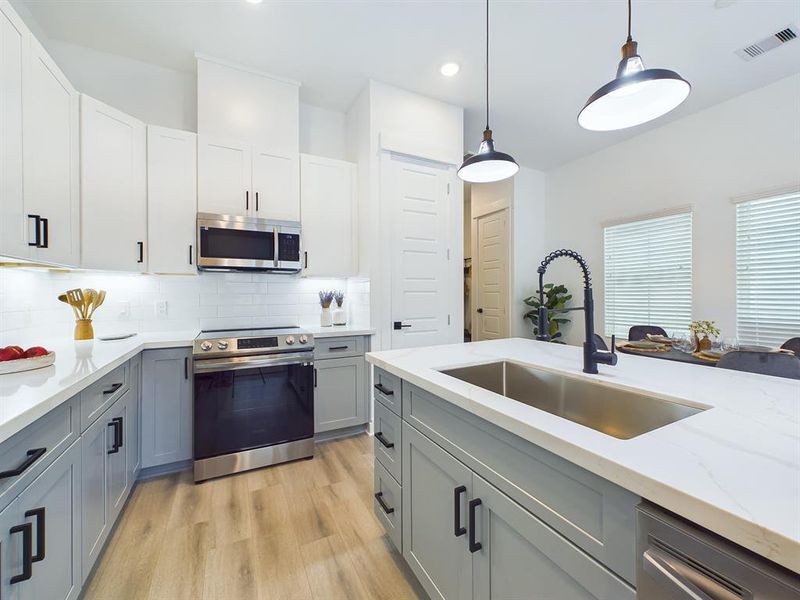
[
  {"x1": 80, "y1": 409, "x2": 111, "y2": 582},
  {"x1": 106, "y1": 396, "x2": 129, "y2": 524},
  {"x1": 147, "y1": 125, "x2": 197, "y2": 273},
  {"x1": 197, "y1": 135, "x2": 251, "y2": 216},
  {"x1": 300, "y1": 154, "x2": 356, "y2": 276},
  {"x1": 252, "y1": 147, "x2": 299, "y2": 221},
  {"x1": 80, "y1": 94, "x2": 146, "y2": 271},
  {"x1": 0, "y1": 1, "x2": 29, "y2": 259},
  {"x1": 402, "y1": 422, "x2": 473, "y2": 600},
  {"x1": 2, "y1": 441, "x2": 82, "y2": 600},
  {"x1": 472, "y1": 474, "x2": 635, "y2": 600},
  {"x1": 314, "y1": 356, "x2": 366, "y2": 433},
  {"x1": 128, "y1": 354, "x2": 142, "y2": 480},
  {"x1": 141, "y1": 348, "x2": 192, "y2": 468},
  {"x1": 24, "y1": 36, "x2": 79, "y2": 266}
]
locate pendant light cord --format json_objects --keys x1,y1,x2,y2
[
  {"x1": 626, "y1": 0, "x2": 632, "y2": 42},
  {"x1": 485, "y1": 0, "x2": 490, "y2": 130}
]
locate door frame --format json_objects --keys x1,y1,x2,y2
[{"x1": 471, "y1": 206, "x2": 511, "y2": 341}]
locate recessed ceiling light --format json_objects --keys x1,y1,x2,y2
[{"x1": 440, "y1": 62, "x2": 460, "y2": 77}]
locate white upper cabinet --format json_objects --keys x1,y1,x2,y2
[
  {"x1": 80, "y1": 94, "x2": 147, "y2": 271},
  {"x1": 197, "y1": 136, "x2": 251, "y2": 216},
  {"x1": 253, "y1": 148, "x2": 300, "y2": 221},
  {"x1": 0, "y1": 1, "x2": 27, "y2": 259},
  {"x1": 24, "y1": 36, "x2": 80, "y2": 266},
  {"x1": 300, "y1": 154, "x2": 357, "y2": 276},
  {"x1": 147, "y1": 125, "x2": 197, "y2": 274}
]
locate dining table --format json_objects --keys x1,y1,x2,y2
[{"x1": 615, "y1": 344, "x2": 718, "y2": 367}]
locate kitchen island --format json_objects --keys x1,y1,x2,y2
[{"x1": 366, "y1": 337, "x2": 800, "y2": 597}]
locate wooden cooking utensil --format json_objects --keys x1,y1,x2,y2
[
  {"x1": 88, "y1": 290, "x2": 106, "y2": 319},
  {"x1": 58, "y1": 293, "x2": 80, "y2": 319},
  {"x1": 82, "y1": 289, "x2": 94, "y2": 319},
  {"x1": 65, "y1": 288, "x2": 85, "y2": 318}
]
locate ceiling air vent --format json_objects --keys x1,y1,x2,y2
[{"x1": 736, "y1": 25, "x2": 798, "y2": 61}]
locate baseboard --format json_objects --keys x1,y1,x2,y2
[
  {"x1": 315, "y1": 423, "x2": 369, "y2": 443},
  {"x1": 136, "y1": 459, "x2": 191, "y2": 480}
]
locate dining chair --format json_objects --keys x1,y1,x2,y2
[
  {"x1": 716, "y1": 350, "x2": 800, "y2": 380},
  {"x1": 627, "y1": 325, "x2": 667, "y2": 341},
  {"x1": 593, "y1": 334, "x2": 609, "y2": 351},
  {"x1": 780, "y1": 337, "x2": 800, "y2": 356}
]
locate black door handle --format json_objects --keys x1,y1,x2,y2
[
  {"x1": 477, "y1": 308, "x2": 484, "y2": 314},
  {"x1": 374, "y1": 383, "x2": 394, "y2": 396},
  {"x1": 25, "y1": 507, "x2": 45, "y2": 562},
  {"x1": 255, "y1": 191, "x2": 259, "y2": 212},
  {"x1": 393, "y1": 321, "x2": 411, "y2": 330},
  {"x1": 27, "y1": 215, "x2": 41, "y2": 247},
  {"x1": 375, "y1": 432, "x2": 394, "y2": 449},
  {"x1": 137, "y1": 241, "x2": 144, "y2": 263},
  {"x1": 103, "y1": 382, "x2": 123, "y2": 395},
  {"x1": 112, "y1": 416, "x2": 124, "y2": 448},
  {"x1": 9, "y1": 522, "x2": 33, "y2": 584},
  {"x1": 108, "y1": 421, "x2": 120, "y2": 454},
  {"x1": 0, "y1": 448, "x2": 46, "y2": 480},
  {"x1": 374, "y1": 491, "x2": 395, "y2": 515},
  {"x1": 454, "y1": 485, "x2": 467, "y2": 537},
  {"x1": 468, "y1": 498, "x2": 482, "y2": 552},
  {"x1": 39, "y1": 217, "x2": 49, "y2": 248}
]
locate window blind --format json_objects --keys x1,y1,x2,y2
[
  {"x1": 604, "y1": 212, "x2": 692, "y2": 338},
  {"x1": 736, "y1": 191, "x2": 800, "y2": 347}
]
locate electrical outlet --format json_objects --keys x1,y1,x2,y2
[
  {"x1": 118, "y1": 301, "x2": 131, "y2": 320},
  {"x1": 156, "y1": 300, "x2": 168, "y2": 318}
]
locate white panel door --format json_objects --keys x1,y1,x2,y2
[
  {"x1": 387, "y1": 154, "x2": 452, "y2": 349},
  {"x1": 197, "y1": 135, "x2": 251, "y2": 216},
  {"x1": 474, "y1": 209, "x2": 509, "y2": 341},
  {"x1": 147, "y1": 125, "x2": 197, "y2": 273},
  {"x1": 252, "y1": 147, "x2": 300, "y2": 221},
  {"x1": 80, "y1": 94, "x2": 147, "y2": 271},
  {"x1": 300, "y1": 153, "x2": 356, "y2": 276},
  {"x1": 24, "y1": 36, "x2": 80, "y2": 266},
  {"x1": 0, "y1": 1, "x2": 28, "y2": 259}
]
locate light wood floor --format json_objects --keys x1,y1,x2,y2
[{"x1": 83, "y1": 434, "x2": 426, "y2": 600}]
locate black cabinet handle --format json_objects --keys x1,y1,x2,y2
[
  {"x1": 9, "y1": 522, "x2": 32, "y2": 584},
  {"x1": 25, "y1": 507, "x2": 45, "y2": 563},
  {"x1": 374, "y1": 491, "x2": 395, "y2": 515},
  {"x1": 103, "y1": 382, "x2": 123, "y2": 395},
  {"x1": 40, "y1": 217, "x2": 49, "y2": 248},
  {"x1": 468, "y1": 498, "x2": 482, "y2": 552},
  {"x1": 27, "y1": 215, "x2": 41, "y2": 247},
  {"x1": 304, "y1": 251, "x2": 308, "y2": 269},
  {"x1": 184, "y1": 356, "x2": 189, "y2": 380},
  {"x1": 454, "y1": 485, "x2": 467, "y2": 537},
  {"x1": 245, "y1": 190, "x2": 249, "y2": 210},
  {"x1": 0, "y1": 448, "x2": 46, "y2": 480},
  {"x1": 374, "y1": 383, "x2": 394, "y2": 396},
  {"x1": 113, "y1": 416, "x2": 124, "y2": 448},
  {"x1": 255, "y1": 191, "x2": 259, "y2": 212},
  {"x1": 328, "y1": 345, "x2": 349, "y2": 351},
  {"x1": 137, "y1": 241, "x2": 144, "y2": 263},
  {"x1": 107, "y1": 421, "x2": 120, "y2": 454},
  {"x1": 393, "y1": 321, "x2": 411, "y2": 330},
  {"x1": 189, "y1": 244, "x2": 193, "y2": 265},
  {"x1": 313, "y1": 368, "x2": 318, "y2": 388},
  {"x1": 375, "y1": 432, "x2": 394, "y2": 449}
]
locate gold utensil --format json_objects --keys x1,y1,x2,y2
[
  {"x1": 58, "y1": 294, "x2": 80, "y2": 319},
  {"x1": 65, "y1": 288, "x2": 85, "y2": 318},
  {"x1": 88, "y1": 290, "x2": 106, "y2": 319},
  {"x1": 82, "y1": 289, "x2": 95, "y2": 319}
]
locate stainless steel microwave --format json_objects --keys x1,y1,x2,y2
[{"x1": 196, "y1": 213, "x2": 302, "y2": 273}]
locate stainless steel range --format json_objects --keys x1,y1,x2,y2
[{"x1": 192, "y1": 326, "x2": 315, "y2": 482}]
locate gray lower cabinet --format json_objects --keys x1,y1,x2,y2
[
  {"x1": 314, "y1": 355, "x2": 367, "y2": 433},
  {"x1": 141, "y1": 348, "x2": 192, "y2": 468},
  {"x1": 127, "y1": 354, "x2": 142, "y2": 481},
  {"x1": 0, "y1": 440, "x2": 82, "y2": 600}
]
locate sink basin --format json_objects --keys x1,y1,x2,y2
[{"x1": 439, "y1": 361, "x2": 705, "y2": 439}]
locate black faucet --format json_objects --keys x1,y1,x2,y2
[{"x1": 535, "y1": 249, "x2": 617, "y2": 374}]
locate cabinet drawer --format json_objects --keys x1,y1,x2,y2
[
  {"x1": 314, "y1": 336, "x2": 364, "y2": 359},
  {"x1": 374, "y1": 401, "x2": 401, "y2": 483},
  {"x1": 374, "y1": 459, "x2": 402, "y2": 552},
  {"x1": 403, "y1": 382, "x2": 639, "y2": 585},
  {"x1": 80, "y1": 362, "x2": 129, "y2": 431},
  {"x1": 373, "y1": 367, "x2": 401, "y2": 416},
  {"x1": 0, "y1": 396, "x2": 79, "y2": 512}
]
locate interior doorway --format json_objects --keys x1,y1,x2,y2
[{"x1": 473, "y1": 208, "x2": 509, "y2": 340}]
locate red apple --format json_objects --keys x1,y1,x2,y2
[
  {"x1": 8, "y1": 345, "x2": 23, "y2": 355},
  {"x1": 24, "y1": 346, "x2": 48, "y2": 358},
  {"x1": 0, "y1": 347, "x2": 21, "y2": 362}
]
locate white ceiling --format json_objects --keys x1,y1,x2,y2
[{"x1": 17, "y1": 0, "x2": 800, "y2": 170}]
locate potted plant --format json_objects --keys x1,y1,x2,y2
[
  {"x1": 689, "y1": 320, "x2": 720, "y2": 352},
  {"x1": 523, "y1": 284, "x2": 572, "y2": 343},
  {"x1": 319, "y1": 290, "x2": 335, "y2": 327},
  {"x1": 333, "y1": 290, "x2": 346, "y2": 325}
]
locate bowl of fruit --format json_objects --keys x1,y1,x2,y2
[{"x1": 0, "y1": 346, "x2": 55, "y2": 375}]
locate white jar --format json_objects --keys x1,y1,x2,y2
[
  {"x1": 320, "y1": 306, "x2": 333, "y2": 327},
  {"x1": 333, "y1": 305, "x2": 347, "y2": 326}
]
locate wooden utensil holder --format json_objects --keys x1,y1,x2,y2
[{"x1": 74, "y1": 319, "x2": 94, "y2": 341}]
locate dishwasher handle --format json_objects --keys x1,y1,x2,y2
[{"x1": 643, "y1": 548, "x2": 740, "y2": 600}]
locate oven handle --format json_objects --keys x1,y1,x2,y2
[{"x1": 193, "y1": 352, "x2": 314, "y2": 373}]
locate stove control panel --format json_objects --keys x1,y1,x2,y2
[
  {"x1": 299, "y1": 335, "x2": 308, "y2": 344},
  {"x1": 200, "y1": 341, "x2": 213, "y2": 351},
  {"x1": 237, "y1": 337, "x2": 279, "y2": 350}
]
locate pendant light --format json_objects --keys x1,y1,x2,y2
[
  {"x1": 578, "y1": 0, "x2": 691, "y2": 132},
  {"x1": 458, "y1": 0, "x2": 518, "y2": 183}
]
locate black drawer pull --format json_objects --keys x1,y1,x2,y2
[
  {"x1": 454, "y1": 485, "x2": 467, "y2": 537},
  {"x1": 374, "y1": 383, "x2": 394, "y2": 396},
  {"x1": 374, "y1": 491, "x2": 395, "y2": 515},
  {"x1": 0, "y1": 448, "x2": 46, "y2": 480},
  {"x1": 9, "y1": 522, "x2": 32, "y2": 584},
  {"x1": 328, "y1": 345, "x2": 349, "y2": 351},
  {"x1": 40, "y1": 217, "x2": 49, "y2": 248},
  {"x1": 103, "y1": 382, "x2": 123, "y2": 395},
  {"x1": 469, "y1": 498, "x2": 482, "y2": 553},
  {"x1": 108, "y1": 421, "x2": 120, "y2": 454},
  {"x1": 27, "y1": 214, "x2": 41, "y2": 247},
  {"x1": 137, "y1": 241, "x2": 144, "y2": 263},
  {"x1": 25, "y1": 507, "x2": 45, "y2": 562},
  {"x1": 113, "y1": 416, "x2": 124, "y2": 448},
  {"x1": 375, "y1": 432, "x2": 394, "y2": 449}
]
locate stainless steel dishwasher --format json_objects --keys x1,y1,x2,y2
[{"x1": 637, "y1": 502, "x2": 800, "y2": 599}]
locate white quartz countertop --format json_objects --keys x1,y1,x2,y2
[
  {"x1": 366, "y1": 338, "x2": 800, "y2": 573},
  {"x1": 299, "y1": 324, "x2": 375, "y2": 338}
]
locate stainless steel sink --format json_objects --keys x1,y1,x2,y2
[{"x1": 439, "y1": 361, "x2": 705, "y2": 440}]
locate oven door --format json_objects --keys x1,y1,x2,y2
[
  {"x1": 193, "y1": 353, "x2": 314, "y2": 461},
  {"x1": 197, "y1": 215, "x2": 276, "y2": 270}
]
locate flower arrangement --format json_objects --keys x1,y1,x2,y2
[
  {"x1": 318, "y1": 290, "x2": 335, "y2": 309},
  {"x1": 334, "y1": 290, "x2": 345, "y2": 307},
  {"x1": 689, "y1": 320, "x2": 720, "y2": 351}
]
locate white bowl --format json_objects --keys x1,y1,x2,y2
[{"x1": 0, "y1": 351, "x2": 56, "y2": 375}]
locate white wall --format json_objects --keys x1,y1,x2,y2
[
  {"x1": 299, "y1": 104, "x2": 346, "y2": 160},
  {"x1": 545, "y1": 74, "x2": 800, "y2": 346}
]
